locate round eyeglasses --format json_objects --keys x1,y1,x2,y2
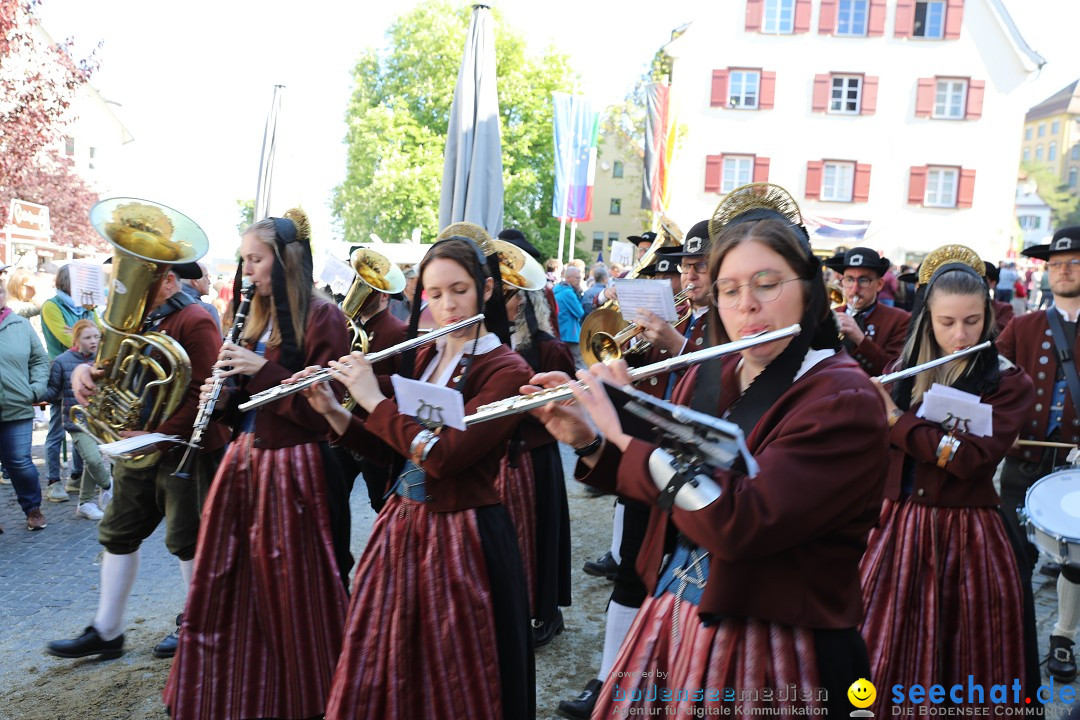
[
  {"x1": 712, "y1": 275, "x2": 802, "y2": 309},
  {"x1": 840, "y1": 276, "x2": 875, "y2": 288}
]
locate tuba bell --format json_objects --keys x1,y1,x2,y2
[
  {"x1": 341, "y1": 247, "x2": 407, "y2": 353},
  {"x1": 71, "y1": 198, "x2": 209, "y2": 467}
]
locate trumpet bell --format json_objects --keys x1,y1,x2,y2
[{"x1": 580, "y1": 307, "x2": 629, "y2": 366}]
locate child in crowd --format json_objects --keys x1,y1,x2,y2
[{"x1": 45, "y1": 319, "x2": 111, "y2": 519}]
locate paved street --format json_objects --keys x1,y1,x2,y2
[{"x1": 0, "y1": 430, "x2": 1076, "y2": 719}]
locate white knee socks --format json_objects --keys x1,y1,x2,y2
[
  {"x1": 1053, "y1": 575, "x2": 1080, "y2": 641},
  {"x1": 93, "y1": 550, "x2": 140, "y2": 641},
  {"x1": 179, "y1": 558, "x2": 194, "y2": 593},
  {"x1": 610, "y1": 502, "x2": 625, "y2": 565},
  {"x1": 599, "y1": 600, "x2": 638, "y2": 682}
]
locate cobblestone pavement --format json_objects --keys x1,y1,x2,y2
[{"x1": 0, "y1": 433, "x2": 1076, "y2": 719}]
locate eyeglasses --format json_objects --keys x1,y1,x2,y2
[
  {"x1": 1048, "y1": 259, "x2": 1080, "y2": 271},
  {"x1": 840, "y1": 276, "x2": 875, "y2": 288},
  {"x1": 678, "y1": 261, "x2": 709, "y2": 274},
  {"x1": 712, "y1": 274, "x2": 802, "y2": 309}
]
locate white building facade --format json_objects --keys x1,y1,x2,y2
[
  {"x1": 1014, "y1": 180, "x2": 1052, "y2": 249},
  {"x1": 662, "y1": 0, "x2": 1044, "y2": 264}
]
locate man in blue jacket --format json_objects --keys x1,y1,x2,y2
[{"x1": 552, "y1": 264, "x2": 585, "y2": 369}]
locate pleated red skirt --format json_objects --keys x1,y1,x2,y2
[
  {"x1": 163, "y1": 435, "x2": 348, "y2": 720},
  {"x1": 325, "y1": 494, "x2": 533, "y2": 720},
  {"x1": 592, "y1": 592, "x2": 826, "y2": 717},
  {"x1": 494, "y1": 454, "x2": 537, "y2": 616},
  {"x1": 859, "y1": 498, "x2": 1029, "y2": 711}
]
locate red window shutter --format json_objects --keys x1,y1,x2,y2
[
  {"x1": 895, "y1": 0, "x2": 915, "y2": 37},
  {"x1": 966, "y1": 79, "x2": 985, "y2": 120},
  {"x1": 867, "y1": 0, "x2": 887, "y2": 36},
  {"x1": 957, "y1": 168, "x2": 976, "y2": 208},
  {"x1": 812, "y1": 74, "x2": 831, "y2": 112},
  {"x1": 711, "y1": 69, "x2": 730, "y2": 108},
  {"x1": 915, "y1": 78, "x2": 936, "y2": 117},
  {"x1": 705, "y1": 155, "x2": 723, "y2": 193},
  {"x1": 819, "y1": 0, "x2": 837, "y2": 34},
  {"x1": 805, "y1": 161, "x2": 824, "y2": 199},
  {"x1": 753, "y1": 156, "x2": 771, "y2": 183},
  {"x1": 759, "y1": 71, "x2": 777, "y2": 109},
  {"x1": 908, "y1": 166, "x2": 928, "y2": 204},
  {"x1": 746, "y1": 0, "x2": 764, "y2": 31},
  {"x1": 861, "y1": 76, "x2": 879, "y2": 115},
  {"x1": 944, "y1": 0, "x2": 964, "y2": 39},
  {"x1": 853, "y1": 164, "x2": 872, "y2": 202},
  {"x1": 794, "y1": 0, "x2": 812, "y2": 33}
]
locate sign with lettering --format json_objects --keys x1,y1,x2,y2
[{"x1": 6, "y1": 199, "x2": 51, "y2": 239}]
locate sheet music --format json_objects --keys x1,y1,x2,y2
[
  {"x1": 68, "y1": 261, "x2": 106, "y2": 308},
  {"x1": 319, "y1": 250, "x2": 357, "y2": 296},
  {"x1": 608, "y1": 240, "x2": 634, "y2": 267},
  {"x1": 391, "y1": 375, "x2": 466, "y2": 431},
  {"x1": 916, "y1": 383, "x2": 992, "y2": 437},
  {"x1": 97, "y1": 433, "x2": 181, "y2": 457},
  {"x1": 613, "y1": 278, "x2": 678, "y2": 323}
]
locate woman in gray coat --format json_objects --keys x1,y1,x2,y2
[{"x1": 0, "y1": 264, "x2": 50, "y2": 531}]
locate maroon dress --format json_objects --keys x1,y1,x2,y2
[
  {"x1": 324, "y1": 338, "x2": 535, "y2": 720},
  {"x1": 163, "y1": 299, "x2": 352, "y2": 720},
  {"x1": 580, "y1": 350, "x2": 888, "y2": 717},
  {"x1": 859, "y1": 362, "x2": 1035, "y2": 711}
]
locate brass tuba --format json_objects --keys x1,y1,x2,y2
[
  {"x1": 71, "y1": 198, "x2": 209, "y2": 467},
  {"x1": 341, "y1": 247, "x2": 407, "y2": 353}
]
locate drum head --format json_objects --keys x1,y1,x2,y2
[{"x1": 1025, "y1": 469, "x2": 1080, "y2": 542}]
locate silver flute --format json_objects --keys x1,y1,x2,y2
[
  {"x1": 464, "y1": 324, "x2": 802, "y2": 425},
  {"x1": 875, "y1": 340, "x2": 992, "y2": 385},
  {"x1": 238, "y1": 313, "x2": 486, "y2": 412}
]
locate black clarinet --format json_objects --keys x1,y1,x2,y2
[{"x1": 173, "y1": 279, "x2": 255, "y2": 478}]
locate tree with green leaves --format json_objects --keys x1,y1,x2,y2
[
  {"x1": 1021, "y1": 162, "x2": 1080, "y2": 228},
  {"x1": 333, "y1": 0, "x2": 584, "y2": 261}
]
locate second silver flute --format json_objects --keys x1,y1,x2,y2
[
  {"x1": 875, "y1": 341, "x2": 992, "y2": 385},
  {"x1": 465, "y1": 323, "x2": 802, "y2": 425},
  {"x1": 238, "y1": 313, "x2": 486, "y2": 411}
]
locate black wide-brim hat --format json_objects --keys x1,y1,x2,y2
[
  {"x1": 496, "y1": 228, "x2": 542, "y2": 261},
  {"x1": 666, "y1": 220, "x2": 711, "y2": 257},
  {"x1": 638, "y1": 246, "x2": 682, "y2": 277},
  {"x1": 822, "y1": 246, "x2": 890, "y2": 275},
  {"x1": 1022, "y1": 226, "x2": 1080, "y2": 261},
  {"x1": 104, "y1": 257, "x2": 202, "y2": 280},
  {"x1": 626, "y1": 231, "x2": 658, "y2": 247}
]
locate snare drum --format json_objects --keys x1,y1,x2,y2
[{"x1": 1022, "y1": 469, "x2": 1080, "y2": 567}]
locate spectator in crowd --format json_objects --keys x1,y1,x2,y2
[
  {"x1": 581, "y1": 264, "x2": 610, "y2": 314},
  {"x1": 44, "y1": 319, "x2": 112, "y2": 521},
  {"x1": 895, "y1": 265, "x2": 917, "y2": 312},
  {"x1": 180, "y1": 262, "x2": 221, "y2": 332},
  {"x1": 997, "y1": 261, "x2": 1018, "y2": 304},
  {"x1": 553, "y1": 264, "x2": 586, "y2": 369},
  {"x1": 878, "y1": 263, "x2": 899, "y2": 306},
  {"x1": 0, "y1": 262, "x2": 50, "y2": 531},
  {"x1": 6, "y1": 267, "x2": 41, "y2": 319},
  {"x1": 608, "y1": 262, "x2": 624, "y2": 280},
  {"x1": 40, "y1": 265, "x2": 99, "y2": 503},
  {"x1": 1039, "y1": 269, "x2": 1052, "y2": 309},
  {"x1": 388, "y1": 264, "x2": 417, "y2": 323},
  {"x1": 544, "y1": 258, "x2": 560, "y2": 288}
]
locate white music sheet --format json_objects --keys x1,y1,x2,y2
[{"x1": 613, "y1": 278, "x2": 678, "y2": 323}]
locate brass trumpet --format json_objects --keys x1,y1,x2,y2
[{"x1": 581, "y1": 285, "x2": 695, "y2": 365}]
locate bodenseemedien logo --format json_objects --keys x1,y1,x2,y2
[{"x1": 850, "y1": 678, "x2": 877, "y2": 718}]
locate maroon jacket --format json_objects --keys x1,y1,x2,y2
[
  {"x1": 362, "y1": 307, "x2": 408, "y2": 376},
  {"x1": 885, "y1": 364, "x2": 1032, "y2": 506},
  {"x1": 627, "y1": 309, "x2": 708, "y2": 399},
  {"x1": 997, "y1": 309, "x2": 1080, "y2": 460},
  {"x1": 514, "y1": 334, "x2": 576, "y2": 453},
  {"x1": 578, "y1": 351, "x2": 888, "y2": 629},
  {"x1": 153, "y1": 301, "x2": 230, "y2": 453},
  {"x1": 992, "y1": 299, "x2": 1014, "y2": 337},
  {"x1": 336, "y1": 343, "x2": 533, "y2": 512},
  {"x1": 838, "y1": 301, "x2": 910, "y2": 375},
  {"x1": 221, "y1": 298, "x2": 350, "y2": 449}
]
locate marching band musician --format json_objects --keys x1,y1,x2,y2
[
  {"x1": 996, "y1": 227, "x2": 1080, "y2": 683},
  {"x1": 531, "y1": 184, "x2": 888, "y2": 717},
  {"x1": 300, "y1": 235, "x2": 536, "y2": 720},
  {"x1": 163, "y1": 209, "x2": 353, "y2": 720},
  {"x1": 859, "y1": 245, "x2": 1039, "y2": 710},
  {"x1": 824, "y1": 247, "x2": 910, "y2": 375},
  {"x1": 497, "y1": 231, "x2": 576, "y2": 649},
  {"x1": 47, "y1": 261, "x2": 228, "y2": 662},
  {"x1": 981, "y1": 261, "x2": 1015, "y2": 336}
]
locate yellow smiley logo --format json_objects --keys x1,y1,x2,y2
[{"x1": 848, "y1": 678, "x2": 876, "y2": 709}]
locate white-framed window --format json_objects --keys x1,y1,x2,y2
[
  {"x1": 1070, "y1": 167, "x2": 1078, "y2": 189},
  {"x1": 728, "y1": 70, "x2": 761, "y2": 109},
  {"x1": 722, "y1": 156, "x2": 754, "y2": 193},
  {"x1": 608, "y1": 232, "x2": 620, "y2": 244},
  {"x1": 1025, "y1": 127, "x2": 1032, "y2": 141},
  {"x1": 925, "y1": 167, "x2": 959, "y2": 207},
  {"x1": 1038, "y1": 123, "x2": 1046, "y2": 137},
  {"x1": 610, "y1": 198, "x2": 622, "y2": 215},
  {"x1": 913, "y1": 0, "x2": 946, "y2": 38},
  {"x1": 592, "y1": 231, "x2": 605, "y2": 251},
  {"x1": 613, "y1": 161, "x2": 624, "y2": 178},
  {"x1": 1072, "y1": 145, "x2": 1080, "y2": 161},
  {"x1": 1052, "y1": 120, "x2": 1060, "y2": 135},
  {"x1": 822, "y1": 162, "x2": 855, "y2": 202},
  {"x1": 1019, "y1": 215, "x2": 1042, "y2": 230},
  {"x1": 933, "y1": 78, "x2": 967, "y2": 119},
  {"x1": 1036, "y1": 145, "x2": 1044, "y2": 162},
  {"x1": 763, "y1": 0, "x2": 795, "y2": 33},
  {"x1": 1023, "y1": 148, "x2": 1030, "y2": 163},
  {"x1": 1049, "y1": 142, "x2": 1058, "y2": 162},
  {"x1": 836, "y1": 0, "x2": 869, "y2": 35},
  {"x1": 64, "y1": 137, "x2": 75, "y2": 156},
  {"x1": 830, "y1": 75, "x2": 862, "y2": 114}
]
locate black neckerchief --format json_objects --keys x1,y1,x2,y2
[{"x1": 143, "y1": 290, "x2": 195, "y2": 331}]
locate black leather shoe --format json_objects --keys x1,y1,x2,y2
[
  {"x1": 46, "y1": 626, "x2": 124, "y2": 659},
  {"x1": 1048, "y1": 635, "x2": 1078, "y2": 682},
  {"x1": 1040, "y1": 562, "x2": 1063, "y2": 578},
  {"x1": 557, "y1": 678, "x2": 603, "y2": 720},
  {"x1": 152, "y1": 614, "x2": 182, "y2": 658},
  {"x1": 583, "y1": 551, "x2": 618, "y2": 580},
  {"x1": 532, "y1": 609, "x2": 564, "y2": 649}
]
